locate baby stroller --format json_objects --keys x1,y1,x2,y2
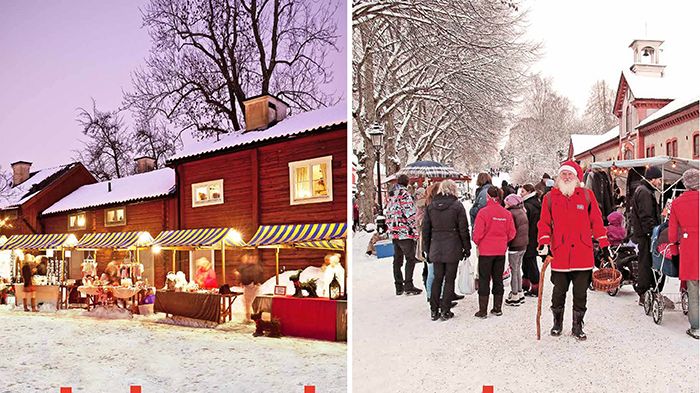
[
  {"x1": 593, "y1": 243, "x2": 639, "y2": 296},
  {"x1": 643, "y1": 221, "x2": 689, "y2": 324}
]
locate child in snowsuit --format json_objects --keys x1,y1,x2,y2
[{"x1": 606, "y1": 211, "x2": 626, "y2": 246}]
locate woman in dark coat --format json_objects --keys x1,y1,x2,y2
[
  {"x1": 519, "y1": 183, "x2": 541, "y2": 296},
  {"x1": 21, "y1": 255, "x2": 37, "y2": 312},
  {"x1": 423, "y1": 180, "x2": 471, "y2": 321},
  {"x1": 469, "y1": 173, "x2": 493, "y2": 233}
]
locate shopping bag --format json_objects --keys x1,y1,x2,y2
[
  {"x1": 502, "y1": 264, "x2": 511, "y2": 282},
  {"x1": 457, "y1": 257, "x2": 476, "y2": 295}
]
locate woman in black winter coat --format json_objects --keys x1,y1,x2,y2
[
  {"x1": 519, "y1": 183, "x2": 541, "y2": 296},
  {"x1": 423, "y1": 180, "x2": 471, "y2": 321}
]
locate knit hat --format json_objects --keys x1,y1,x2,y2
[
  {"x1": 504, "y1": 194, "x2": 523, "y2": 207},
  {"x1": 682, "y1": 168, "x2": 699, "y2": 190},
  {"x1": 558, "y1": 160, "x2": 583, "y2": 182},
  {"x1": 644, "y1": 166, "x2": 662, "y2": 180}
]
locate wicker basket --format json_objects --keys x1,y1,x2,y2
[{"x1": 592, "y1": 267, "x2": 622, "y2": 291}]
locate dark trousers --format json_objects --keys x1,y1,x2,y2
[
  {"x1": 393, "y1": 239, "x2": 418, "y2": 288},
  {"x1": 477, "y1": 255, "x2": 505, "y2": 296},
  {"x1": 636, "y1": 236, "x2": 665, "y2": 295},
  {"x1": 551, "y1": 270, "x2": 592, "y2": 312},
  {"x1": 431, "y1": 262, "x2": 458, "y2": 312},
  {"x1": 522, "y1": 255, "x2": 540, "y2": 284}
]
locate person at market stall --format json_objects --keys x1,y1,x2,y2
[
  {"x1": 630, "y1": 166, "x2": 665, "y2": 305},
  {"x1": 668, "y1": 168, "x2": 699, "y2": 339},
  {"x1": 235, "y1": 253, "x2": 264, "y2": 322},
  {"x1": 537, "y1": 160, "x2": 610, "y2": 340},
  {"x1": 21, "y1": 255, "x2": 37, "y2": 312},
  {"x1": 194, "y1": 257, "x2": 218, "y2": 290},
  {"x1": 101, "y1": 261, "x2": 120, "y2": 285},
  {"x1": 35, "y1": 256, "x2": 47, "y2": 276}
]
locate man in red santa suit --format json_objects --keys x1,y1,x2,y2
[{"x1": 537, "y1": 160, "x2": 610, "y2": 340}]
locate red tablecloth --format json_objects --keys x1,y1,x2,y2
[{"x1": 271, "y1": 296, "x2": 338, "y2": 341}]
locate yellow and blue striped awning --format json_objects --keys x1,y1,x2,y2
[
  {"x1": 294, "y1": 239, "x2": 345, "y2": 251},
  {"x1": 0, "y1": 233, "x2": 78, "y2": 250},
  {"x1": 76, "y1": 231, "x2": 153, "y2": 250},
  {"x1": 153, "y1": 228, "x2": 245, "y2": 248},
  {"x1": 248, "y1": 223, "x2": 346, "y2": 247}
]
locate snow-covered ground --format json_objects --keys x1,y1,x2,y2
[
  {"x1": 352, "y1": 231, "x2": 699, "y2": 393},
  {"x1": 0, "y1": 298, "x2": 346, "y2": 392}
]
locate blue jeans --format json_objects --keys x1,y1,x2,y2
[{"x1": 424, "y1": 263, "x2": 444, "y2": 300}]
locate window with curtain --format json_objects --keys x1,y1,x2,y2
[{"x1": 289, "y1": 156, "x2": 333, "y2": 205}]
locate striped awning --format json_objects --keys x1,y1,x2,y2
[
  {"x1": 248, "y1": 223, "x2": 346, "y2": 247},
  {"x1": 294, "y1": 239, "x2": 345, "y2": 251},
  {"x1": 152, "y1": 228, "x2": 245, "y2": 248},
  {"x1": 76, "y1": 231, "x2": 153, "y2": 250},
  {"x1": 0, "y1": 233, "x2": 78, "y2": 250}
]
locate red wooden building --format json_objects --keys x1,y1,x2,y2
[
  {"x1": 40, "y1": 162, "x2": 176, "y2": 286},
  {"x1": 167, "y1": 95, "x2": 347, "y2": 283},
  {"x1": 0, "y1": 161, "x2": 95, "y2": 237}
]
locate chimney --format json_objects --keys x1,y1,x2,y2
[
  {"x1": 107, "y1": 181, "x2": 112, "y2": 192},
  {"x1": 242, "y1": 95, "x2": 289, "y2": 132},
  {"x1": 134, "y1": 156, "x2": 156, "y2": 174},
  {"x1": 10, "y1": 161, "x2": 32, "y2": 187}
]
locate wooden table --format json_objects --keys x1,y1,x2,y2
[
  {"x1": 14, "y1": 284, "x2": 60, "y2": 309},
  {"x1": 270, "y1": 296, "x2": 347, "y2": 341},
  {"x1": 154, "y1": 290, "x2": 241, "y2": 324}
]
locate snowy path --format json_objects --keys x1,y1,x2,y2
[
  {"x1": 0, "y1": 308, "x2": 346, "y2": 393},
  {"x1": 352, "y1": 232, "x2": 699, "y2": 393}
]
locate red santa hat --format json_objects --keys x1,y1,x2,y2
[{"x1": 558, "y1": 160, "x2": 583, "y2": 182}]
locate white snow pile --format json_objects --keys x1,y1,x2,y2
[
  {"x1": 353, "y1": 231, "x2": 699, "y2": 393},
  {"x1": 38, "y1": 303, "x2": 57, "y2": 313},
  {"x1": 0, "y1": 306, "x2": 346, "y2": 392},
  {"x1": 81, "y1": 305, "x2": 133, "y2": 320}
]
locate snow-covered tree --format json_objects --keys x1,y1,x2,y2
[
  {"x1": 125, "y1": 0, "x2": 340, "y2": 139},
  {"x1": 352, "y1": 0, "x2": 538, "y2": 220},
  {"x1": 582, "y1": 80, "x2": 617, "y2": 134},
  {"x1": 505, "y1": 75, "x2": 582, "y2": 184},
  {"x1": 74, "y1": 100, "x2": 134, "y2": 181}
]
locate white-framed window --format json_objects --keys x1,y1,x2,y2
[
  {"x1": 289, "y1": 155, "x2": 333, "y2": 205},
  {"x1": 192, "y1": 179, "x2": 224, "y2": 207},
  {"x1": 104, "y1": 207, "x2": 126, "y2": 227},
  {"x1": 68, "y1": 212, "x2": 87, "y2": 230}
]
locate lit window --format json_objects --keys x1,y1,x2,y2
[
  {"x1": 68, "y1": 213, "x2": 87, "y2": 230},
  {"x1": 192, "y1": 180, "x2": 224, "y2": 207},
  {"x1": 105, "y1": 207, "x2": 126, "y2": 226},
  {"x1": 289, "y1": 156, "x2": 333, "y2": 205}
]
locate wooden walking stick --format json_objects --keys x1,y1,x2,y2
[{"x1": 536, "y1": 256, "x2": 552, "y2": 340}]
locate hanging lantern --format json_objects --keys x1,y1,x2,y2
[{"x1": 329, "y1": 274, "x2": 341, "y2": 300}]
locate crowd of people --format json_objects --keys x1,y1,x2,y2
[{"x1": 380, "y1": 161, "x2": 699, "y2": 340}]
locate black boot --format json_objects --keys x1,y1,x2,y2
[
  {"x1": 490, "y1": 295, "x2": 503, "y2": 316},
  {"x1": 572, "y1": 310, "x2": 587, "y2": 341},
  {"x1": 403, "y1": 283, "x2": 423, "y2": 296},
  {"x1": 450, "y1": 293, "x2": 465, "y2": 301},
  {"x1": 550, "y1": 307, "x2": 564, "y2": 336},
  {"x1": 395, "y1": 284, "x2": 403, "y2": 296},
  {"x1": 440, "y1": 309, "x2": 454, "y2": 321},
  {"x1": 430, "y1": 309, "x2": 440, "y2": 321},
  {"x1": 474, "y1": 296, "x2": 488, "y2": 319}
]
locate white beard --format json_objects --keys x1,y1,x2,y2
[{"x1": 556, "y1": 177, "x2": 577, "y2": 197}]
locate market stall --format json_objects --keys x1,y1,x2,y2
[
  {"x1": 247, "y1": 222, "x2": 347, "y2": 341},
  {"x1": 74, "y1": 231, "x2": 155, "y2": 312},
  {"x1": 0, "y1": 233, "x2": 79, "y2": 309},
  {"x1": 151, "y1": 227, "x2": 245, "y2": 323}
]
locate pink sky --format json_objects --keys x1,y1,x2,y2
[{"x1": 0, "y1": 0, "x2": 347, "y2": 171}]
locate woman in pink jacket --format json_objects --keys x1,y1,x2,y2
[
  {"x1": 472, "y1": 186, "x2": 516, "y2": 318},
  {"x1": 669, "y1": 169, "x2": 699, "y2": 339}
]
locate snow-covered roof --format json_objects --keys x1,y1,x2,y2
[
  {"x1": 636, "y1": 96, "x2": 700, "y2": 130},
  {"x1": 168, "y1": 103, "x2": 347, "y2": 162},
  {"x1": 42, "y1": 168, "x2": 175, "y2": 215},
  {"x1": 622, "y1": 69, "x2": 682, "y2": 100},
  {"x1": 0, "y1": 164, "x2": 77, "y2": 210},
  {"x1": 570, "y1": 126, "x2": 619, "y2": 157}
]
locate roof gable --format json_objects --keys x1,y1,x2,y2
[{"x1": 0, "y1": 163, "x2": 79, "y2": 210}]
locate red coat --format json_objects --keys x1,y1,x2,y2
[
  {"x1": 538, "y1": 187, "x2": 609, "y2": 272},
  {"x1": 668, "y1": 190, "x2": 699, "y2": 281},
  {"x1": 473, "y1": 199, "x2": 516, "y2": 256},
  {"x1": 195, "y1": 268, "x2": 218, "y2": 289}
]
